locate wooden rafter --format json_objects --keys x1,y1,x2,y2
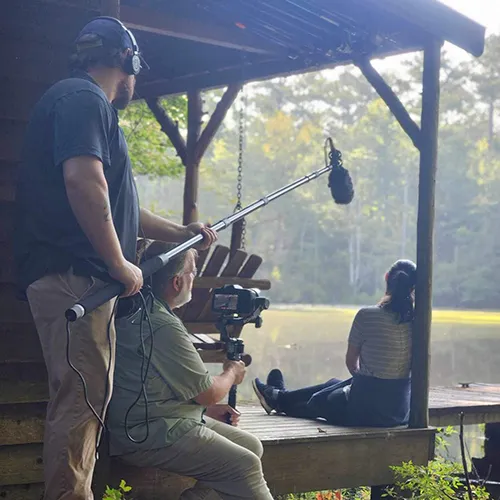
[
  {"x1": 195, "y1": 83, "x2": 242, "y2": 163},
  {"x1": 121, "y1": 5, "x2": 281, "y2": 56},
  {"x1": 146, "y1": 98, "x2": 187, "y2": 165},
  {"x1": 134, "y1": 44, "x2": 420, "y2": 100},
  {"x1": 360, "y1": 0, "x2": 485, "y2": 57},
  {"x1": 357, "y1": 58, "x2": 421, "y2": 150}
]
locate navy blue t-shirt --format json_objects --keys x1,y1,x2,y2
[{"x1": 14, "y1": 72, "x2": 140, "y2": 292}]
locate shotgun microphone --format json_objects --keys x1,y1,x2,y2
[{"x1": 325, "y1": 138, "x2": 354, "y2": 205}]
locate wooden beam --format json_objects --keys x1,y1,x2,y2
[
  {"x1": 359, "y1": 0, "x2": 485, "y2": 57},
  {"x1": 137, "y1": 55, "x2": 341, "y2": 100},
  {"x1": 0, "y1": 403, "x2": 46, "y2": 446},
  {"x1": 0, "y1": 443, "x2": 44, "y2": 485},
  {"x1": 0, "y1": 484, "x2": 45, "y2": 500},
  {"x1": 183, "y1": 90, "x2": 203, "y2": 225},
  {"x1": 135, "y1": 45, "x2": 422, "y2": 100},
  {"x1": 357, "y1": 58, "x2": 421, "y2": 150},
  {"x1": 259, "y1": 426, "x2": 435, "y2": 494},
  {"x1": 120, "y1": 5, "x2": 280, "y2": 56},
  {"x1": 101, "y1": 0, "x2": 119, "y2": 18},
  {"x1": 145, "y1": 98, "x2": 187, "y2": 165},
  {"x1": 195, "y1": 83, "x2": 242, "y2": 163},
  {"x1": 0, "y1": 39, "x2": 69, "y2": 86},
  {"x1": 409, "y1": 39, "x2": 442, "y2": 429},
  {"x1": 39, "y1": 0, "x2": 100, "y2": 9}
]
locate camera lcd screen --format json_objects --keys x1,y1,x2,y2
[{"x1": 213, "y1": 293, "x2": 239, "y2": 312}]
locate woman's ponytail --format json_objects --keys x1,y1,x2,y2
[{"x1": 379, "y1": 260, "x2": 416, "y2": 323}]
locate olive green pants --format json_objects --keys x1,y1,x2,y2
[{"x1": 120, "y1": 416, "x2": 274, "y2": 499}]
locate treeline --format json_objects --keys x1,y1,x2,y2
[{"x1": 122, "y1": 35, "x2": 500, "y2": 309}]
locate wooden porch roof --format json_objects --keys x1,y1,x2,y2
[
  {"x1": 3, "y1": 0, "x2": 485, "y2": 100},
  {"x1": 125, "y1": 0, "x2": 486, "y2": 98}
]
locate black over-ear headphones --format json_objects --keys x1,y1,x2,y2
[{"x1": 97, "y1": 16, "x2": 143, "y2": 76}]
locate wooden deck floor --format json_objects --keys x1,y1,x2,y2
[
  {"x1": 1, "y1": 383, "x2": 500, "y2": 495},
  {"x1": 236, "y1": 405, "x2": 435, "y2": 494},
  {"x1": 429, "y1": 383, "x2": 500, "y2": 426},
  {"x1": 236, "y1": 382, "x2": 500, "y2": 431}
]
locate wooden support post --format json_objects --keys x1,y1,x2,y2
[
  {"x1": 357, "y1": 58, "x2": 421, "y2": 150},
  {"x1": 409, "y1": 40, "x2": 442, "y2": 429},
  {"x1": 147, "y1": 86, "x2": 242, "y2": 225},
  {"x1": 183, "y1": 90, "x2": 203, "y2": 225},
  {"x1": 101, "y1": 0, "x2": 120, "y2": 17}
]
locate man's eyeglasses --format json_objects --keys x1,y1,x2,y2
[{"x1": 180, "y1": 268, "x2": 197, "y2": 279}]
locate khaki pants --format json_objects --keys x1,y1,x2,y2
[
  {"x1": 27, "y1": 270, "x2": 116, "y2": 500},
  {"x1": 120, "y1": 416, "x2": 274, "y2": 499}
]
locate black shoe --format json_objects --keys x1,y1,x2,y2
[
  {"x1": 267, "y1": 368, "x2": 286, "y2": 391},
  {"x1": 252, "y1": 378, "x2": 281, "y2": 415}
]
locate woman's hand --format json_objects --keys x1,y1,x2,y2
[
  {"x1": 186, "y1": 222, "x2": 218, "y2": 251},
  {"x1": 205, "y1": 404, "x2": 241, "y2": 426}
]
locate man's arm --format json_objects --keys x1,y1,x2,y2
[
  {"x1": 151, "y1": 322, "x2": 245, "y2": 407},
  {"x1": 194, "y1": 360, "x2": 246, "y2": 407},
  {"x1": 63, "y1": 156, "x2": 143, "y2": 296},
  {"x1": 140, "y1": 208, "x2": 217, "y2": 250},
  {"x1": 139, "y1": 207, "x2": 190, "y2": 242}
]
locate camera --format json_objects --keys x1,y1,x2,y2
[
  {"x1": 212, "y1": 284, "x2": 270, "y2": 317},
  {"x1": 212, "y1": 285, "x2": 270, "y2": 413}
]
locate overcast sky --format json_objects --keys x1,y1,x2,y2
[
  {"x1": 441, "y1": 0, "x2": 499, "y2": 33},
  {"x1": 366, "y1": 0, "x2": 497, "y2": 73}
]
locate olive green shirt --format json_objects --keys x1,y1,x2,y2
[{"x1": 107, "y1": 298, "x2": 213, "y2": 455}]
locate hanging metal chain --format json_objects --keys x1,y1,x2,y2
[{"x1": 235, "y1": 86, "x2": 247, "y2": 249}]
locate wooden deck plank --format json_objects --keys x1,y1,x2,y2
[
  {"x1": 0, "y1": 483, "x2": 44, "y2": 500},
  {"x1": 429, "y1": 384, "x2": 500, "y2": 426},
  {"x1": 1, "y1": 383, "x2": 500, "y2": 448},
  {"x1": 2, "y1": 382, "x2": 500, "y2": 417},
  {"x1": 0, "y1": 443, "x2": 44, "y2": 486}
]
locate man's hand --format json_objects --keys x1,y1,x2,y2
[
  {"x1": 108, "y1": 259, "x2": 143, "y2": 297},
  {"x1": 223, "y1": 359, "x2": 246, "y2": 385},
  {"x1": 186, "y1": 222, "x2": 218, "y2": 251},
  {"x1": 205, "y1": 404, "x2": 241, "y2": 426}
]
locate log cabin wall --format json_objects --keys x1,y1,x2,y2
[{"x1": 0, "y1": 1, "x2": 99, "y2": 496}]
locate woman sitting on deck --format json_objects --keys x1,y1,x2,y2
[{"x1": 253, "y1": 259, "x2": 416, "y2": 427}]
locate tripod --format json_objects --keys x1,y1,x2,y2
[{"x1": 215, "y1": 314, "x2": 263, "y2": 422}]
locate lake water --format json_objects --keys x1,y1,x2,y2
[{"x1": 220, "y1": 305, "x2": 500, "y2": 461}]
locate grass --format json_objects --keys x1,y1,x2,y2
[{"x1": 273, "y1": 304, "x2": 500, "y2": 326}]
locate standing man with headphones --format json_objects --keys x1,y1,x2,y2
[{"x1": 14, "y1": 17, "x2": 216, "y2": 500}]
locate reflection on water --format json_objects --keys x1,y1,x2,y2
[{"x1": 220, "y1": 306, "x2": 500, "y2": 462}]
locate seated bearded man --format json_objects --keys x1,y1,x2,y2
[{"x1": 106, "y1": 240, "x2": 273, "y2": 500}]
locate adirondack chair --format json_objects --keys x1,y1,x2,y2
[{"x1": 175, "y1": 244, "x2": 271, "y2": 363}]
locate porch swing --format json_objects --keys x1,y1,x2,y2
[{"x1": 176, "y1": 88, "x2": 271, "y2": 361}]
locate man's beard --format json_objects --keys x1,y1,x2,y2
[
  {"x1": 113, "y1": 79, "x2": 134, "y2": 110},
  {"x1": 173, "y1": 286, "x2": 192, "y2": 309}
]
